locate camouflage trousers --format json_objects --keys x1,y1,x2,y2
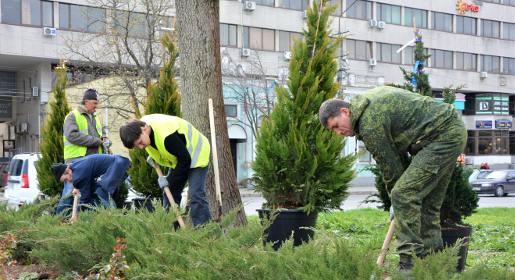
[{"x1": 391, "y1": 114, "x2": 467, "y2": 257}]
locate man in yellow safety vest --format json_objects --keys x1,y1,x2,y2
[
  {"x1": 56, "y1": 88, "x2": 108, "y2": 216},
  {"x1": 119, "y1": 114, "x2": 212, "y2": 228}
]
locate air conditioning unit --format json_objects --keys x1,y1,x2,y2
[
  {"x1": 241, "y1": 48, "x2": 251, "y2": 57},
  {"x1": 368, "y1": 19, "x2": 377, "y2": 28},
  {"x1": 20, "y1": 123, "x2": 28, "y2": 133},
  {"x1": 284, "y1": 52, "x2": 292, "y2": 60},
  {"x1": 377, "y1": 21, "x2": 386, "y2": 29},
  {"x1": 465, "y1": 158, "x2": 473, "y2": 165},
  {"x1": 15, "y1": 125, "x2": 21, "y2": 134},
  {"x1": 32, "y1": 87, "x2": 39, "y2": 97},
  {"x1": 480, "y1": 71, "x2": 488, "y2": 78},
  {"x1": 244, "y1": 1, "x2": 256, "y2": 11},
  {"x1": 303, "y1": 10, "x2": 308, "y2": 19},
  {"x1": 43, "y1": 27, "x2": 56, "y2": 36},
  {"x1": 369, "y1": 58, "x2": 377, "y2": 66}
]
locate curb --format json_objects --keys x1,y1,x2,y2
[{"x1": 239, "y1": 190, "x2": 378, "y2": 197}]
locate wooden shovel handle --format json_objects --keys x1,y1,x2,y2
[
  {"x1": 71, "y1": 194, "x2": 79, "y2": 223},
  {"x1": 155, "y1": 165, "x2": 186, "y2": 228},
  {"x1": 377, "y1": 219, "x2": 396, "y2": 266}
]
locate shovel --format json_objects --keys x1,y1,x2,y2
[
  {"x1": 154, "y1": 165, "x2": 186, "y2": 228},
  {"x1": 377, "y1": 218, "x2": 395, "y2": 266},
  {"x1": 208, "y1": 98, "x2": 223, "y2": 220}
]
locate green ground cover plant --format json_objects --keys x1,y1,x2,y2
[{"x1": 0, "y1": 202, "x2": 513, "y2": 279}]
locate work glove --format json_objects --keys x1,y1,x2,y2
[
  {"x1": 158, "y1": 176, "x2": 168, "y2": 189},
  {"x1": 389, "y1": 206, "x2": 394, "y2": 221},
  {"x1": 146, "y1": 156, "x2": 156, "y2": 169}
]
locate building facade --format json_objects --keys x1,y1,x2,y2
[{"x1": 218, "y1": 0, "x2": 515, "y2": 185}]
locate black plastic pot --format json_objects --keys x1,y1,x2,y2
[
  {"x1": 441, "y1": 226, "x2": 472, "y2": 272},
  {"x1": 132, "y1": 198, "x2": 162, "y2": 212},
  {"x1": 257, "y1": 209, "x2": 318, "y2": 251}
]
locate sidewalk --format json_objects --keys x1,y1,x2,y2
[{"x1": 239, "y1": 186, "x2": 377, "y2": 197}]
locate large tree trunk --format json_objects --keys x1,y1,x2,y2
[{"x1": 176, "y1": 0, "x2": 247, "y2": 227}]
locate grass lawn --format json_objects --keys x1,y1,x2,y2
[{"x1": 314, "y1": 207, "x2": 515, "y2": 271}]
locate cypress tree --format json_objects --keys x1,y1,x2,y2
[
  {"x1": 252, "y1": 0, "x2": 358, "y2": 213},
  {"x1": 37, "y1": 62, "x2": 72, "y2": 197},
  {"x1": 128, "y1": 33, "x2": 182, "y2": 197}
]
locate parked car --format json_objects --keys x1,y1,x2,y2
[
  {"x1": 468, "y1": 169, "x2": 493, "y2": 184},
  {"x1": 471, "y1": 170, "x2": 515, "y2": 197},
  {"x1": 4, "y1": 153, "x2": 42, "y2": 207},
  {"x1": 0, "y1": 162, "x2": 10, "y2": 188}
]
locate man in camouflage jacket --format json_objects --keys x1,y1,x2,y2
[{"x1": 319, "y1": 86, "x2": 466, "y2": 274}]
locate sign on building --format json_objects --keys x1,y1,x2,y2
[
  {"x1": 0, "y1": 96, "x2": 13, "y2": 119},
  {"x1": 495, "y1": 120, "x2": 512, "y2": 129},
  {"x1": 476, "y1": 120, "x2": 492, "y2": 129}
]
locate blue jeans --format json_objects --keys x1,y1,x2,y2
[
  {"x1": 90, "y1": 194, "x2": 117, "y2": 210},
  {"x1": 163, "y1": 165, "x2": 212, "y2": 227},
  {"x1": 56, "y1": 181, "x2": 75, "y2": 216}
]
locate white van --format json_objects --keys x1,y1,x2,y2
[{"x1": 4, "y1": 153, "x2": 42, "y2": 207}]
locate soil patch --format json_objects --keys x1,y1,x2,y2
[{"x1": 3, "y1": 264, "x2": 63, "y2": 279}]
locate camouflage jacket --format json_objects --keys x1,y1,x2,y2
[{"x1": 349, "y1": 86, "x2": 458, "y2": 190}]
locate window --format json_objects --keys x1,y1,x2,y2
[
  {"x1": 482, "y1": 19, "x2": 500, "y2": 38},
  {"x1": 345, "y1": 39, "x2": 371, "y2": 60},
  {"x1": 377, "y1": 3, "x2": 401, "y2": 24},
  {"x1": 456, "y1": 16, "x2": 477, "y2": 35},
  {"x1": 225, "y1": 105, "x2": 237, "y2": 117},
  {"x1": 467, "y1": 130, "x2": 509, "y2": 156},
  {"x1": 503, "y1": 22, "x2": 515, "y2": 40},
  {"x1": 253, "y1": 0, "x2": 274, "y2": 6},
  {"x1": 345, "y1": 0, "x2": 372, "y2": 19},
  {"x1": 502, "y1": 0, "x2": 515, "y2": 6},
  {"x1": 431, "y1": 50, "x2": 453, "y2": 69},
  {"x1": 503, "y1": 57, "x2": 515, "y2": 74},
  {"x1": 378, "y1": 43, "x2": 401, "y2": 64},
  {"x1": 1, "y1": 0, "x2": 53, "y2": 27},
  {"x1": 60, "y1": 4, "x2": 105, "y2": 33},
  {"x1": 279, "y1": 31, "x2": 303, "y2": 52},
  {"x1": 456, "y1": 52, "x2": 477, "y2": 71},
  {"x1": 243, "y1": 27, "x2": 275, "y2": 51},
  {"x1": 220, "y1": 24, "x2": 237, "y2": 47},
  {"x1": 404, "y1": 8, "x2": 427, "y2": 28},
  {"x1": 278, "y1": 0, "x2": 309, "y2": 10},
  {"x1": 431, "y1": 12, "x2": 453, "y2": 32},
  {"x1": 404, "y1": 46, "x2": 428, "y2": 65},
  {"x1": 482, "y1": 55, "x2": 500, "y2": 73},
  {"x1": 483, "y1": 0, "x2": 501, "y2": 3}
]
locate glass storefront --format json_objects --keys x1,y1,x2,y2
[{"x1": 466, "y1": 130, "x2": 509, "y2": 155}]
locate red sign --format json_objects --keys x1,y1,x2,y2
[
  {"x1": 457, "y1": 154, "x2": 465, "y2": 165},
  {"x1": 457, "y1": 0, "x2": 479, "y2": 14}
]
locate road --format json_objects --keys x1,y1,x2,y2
[{"x1": 242, "y1": 194, "x2": 515, "y2": 216}]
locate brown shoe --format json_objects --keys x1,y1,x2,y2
[{"x1": 399, "y1": 256, "x2": 414, "y2": 277}]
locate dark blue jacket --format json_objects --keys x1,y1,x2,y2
[{"x1": 70, "y1": 154, "x2": 130, "y2": 204}]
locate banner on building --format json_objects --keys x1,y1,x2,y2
[{"x1": 475, "y1": 120, "x2": 492, "y2": 129}]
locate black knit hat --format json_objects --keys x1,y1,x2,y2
[
  {"x1": 51, "y1": 163, "x2": 68, "y2": 181},
  {"x1": 83, "y1": 88, "x2": 99, "y2": 101}
]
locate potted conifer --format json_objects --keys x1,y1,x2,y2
[
  {"x1": 252, "y1": 0, "x2": 358, "y2": 251},
  {"x1": 129, "y1": 32, "x2": 182, "y2": 212},
  {"x1": 364, "y1": 32, "x2": 479, "y2": 271}
]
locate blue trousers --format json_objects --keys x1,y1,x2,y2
[
  {"x1": 56, "y1": 181, "x2": 117, "y2": 216},
  {"x1": 163, "y1": 165, "x2": 212, "y2": 227}
]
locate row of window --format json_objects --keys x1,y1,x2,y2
[
  {"x1": 327, "y1": 1, "x2": 515, "y2": 40},
  {"x1": 221, "y1": 24, "x2": 304, "y2": 52},
  {"x1": 249, "y1": 0, "x2": 309, "y2": 10},
  {"x1": 346, "y1": 39, "x2": 515, "y2": 74},
  {"x1": 1, "y1": 0, "x2": 170, "y2": 38},
  {"x1": 466, "y1": 130, "x2": 510, "y2": 156}
]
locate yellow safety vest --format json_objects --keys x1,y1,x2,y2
[
  {"x1": 142, "y1": 114, "x2": 210, "y2": 169},
  {"x1": 63, "y1": 109, "x2": 102, "y2": 159}
]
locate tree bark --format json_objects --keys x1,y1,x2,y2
[{"x1": 176, "y1": 0, "x2": 247, "y2": 227}]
